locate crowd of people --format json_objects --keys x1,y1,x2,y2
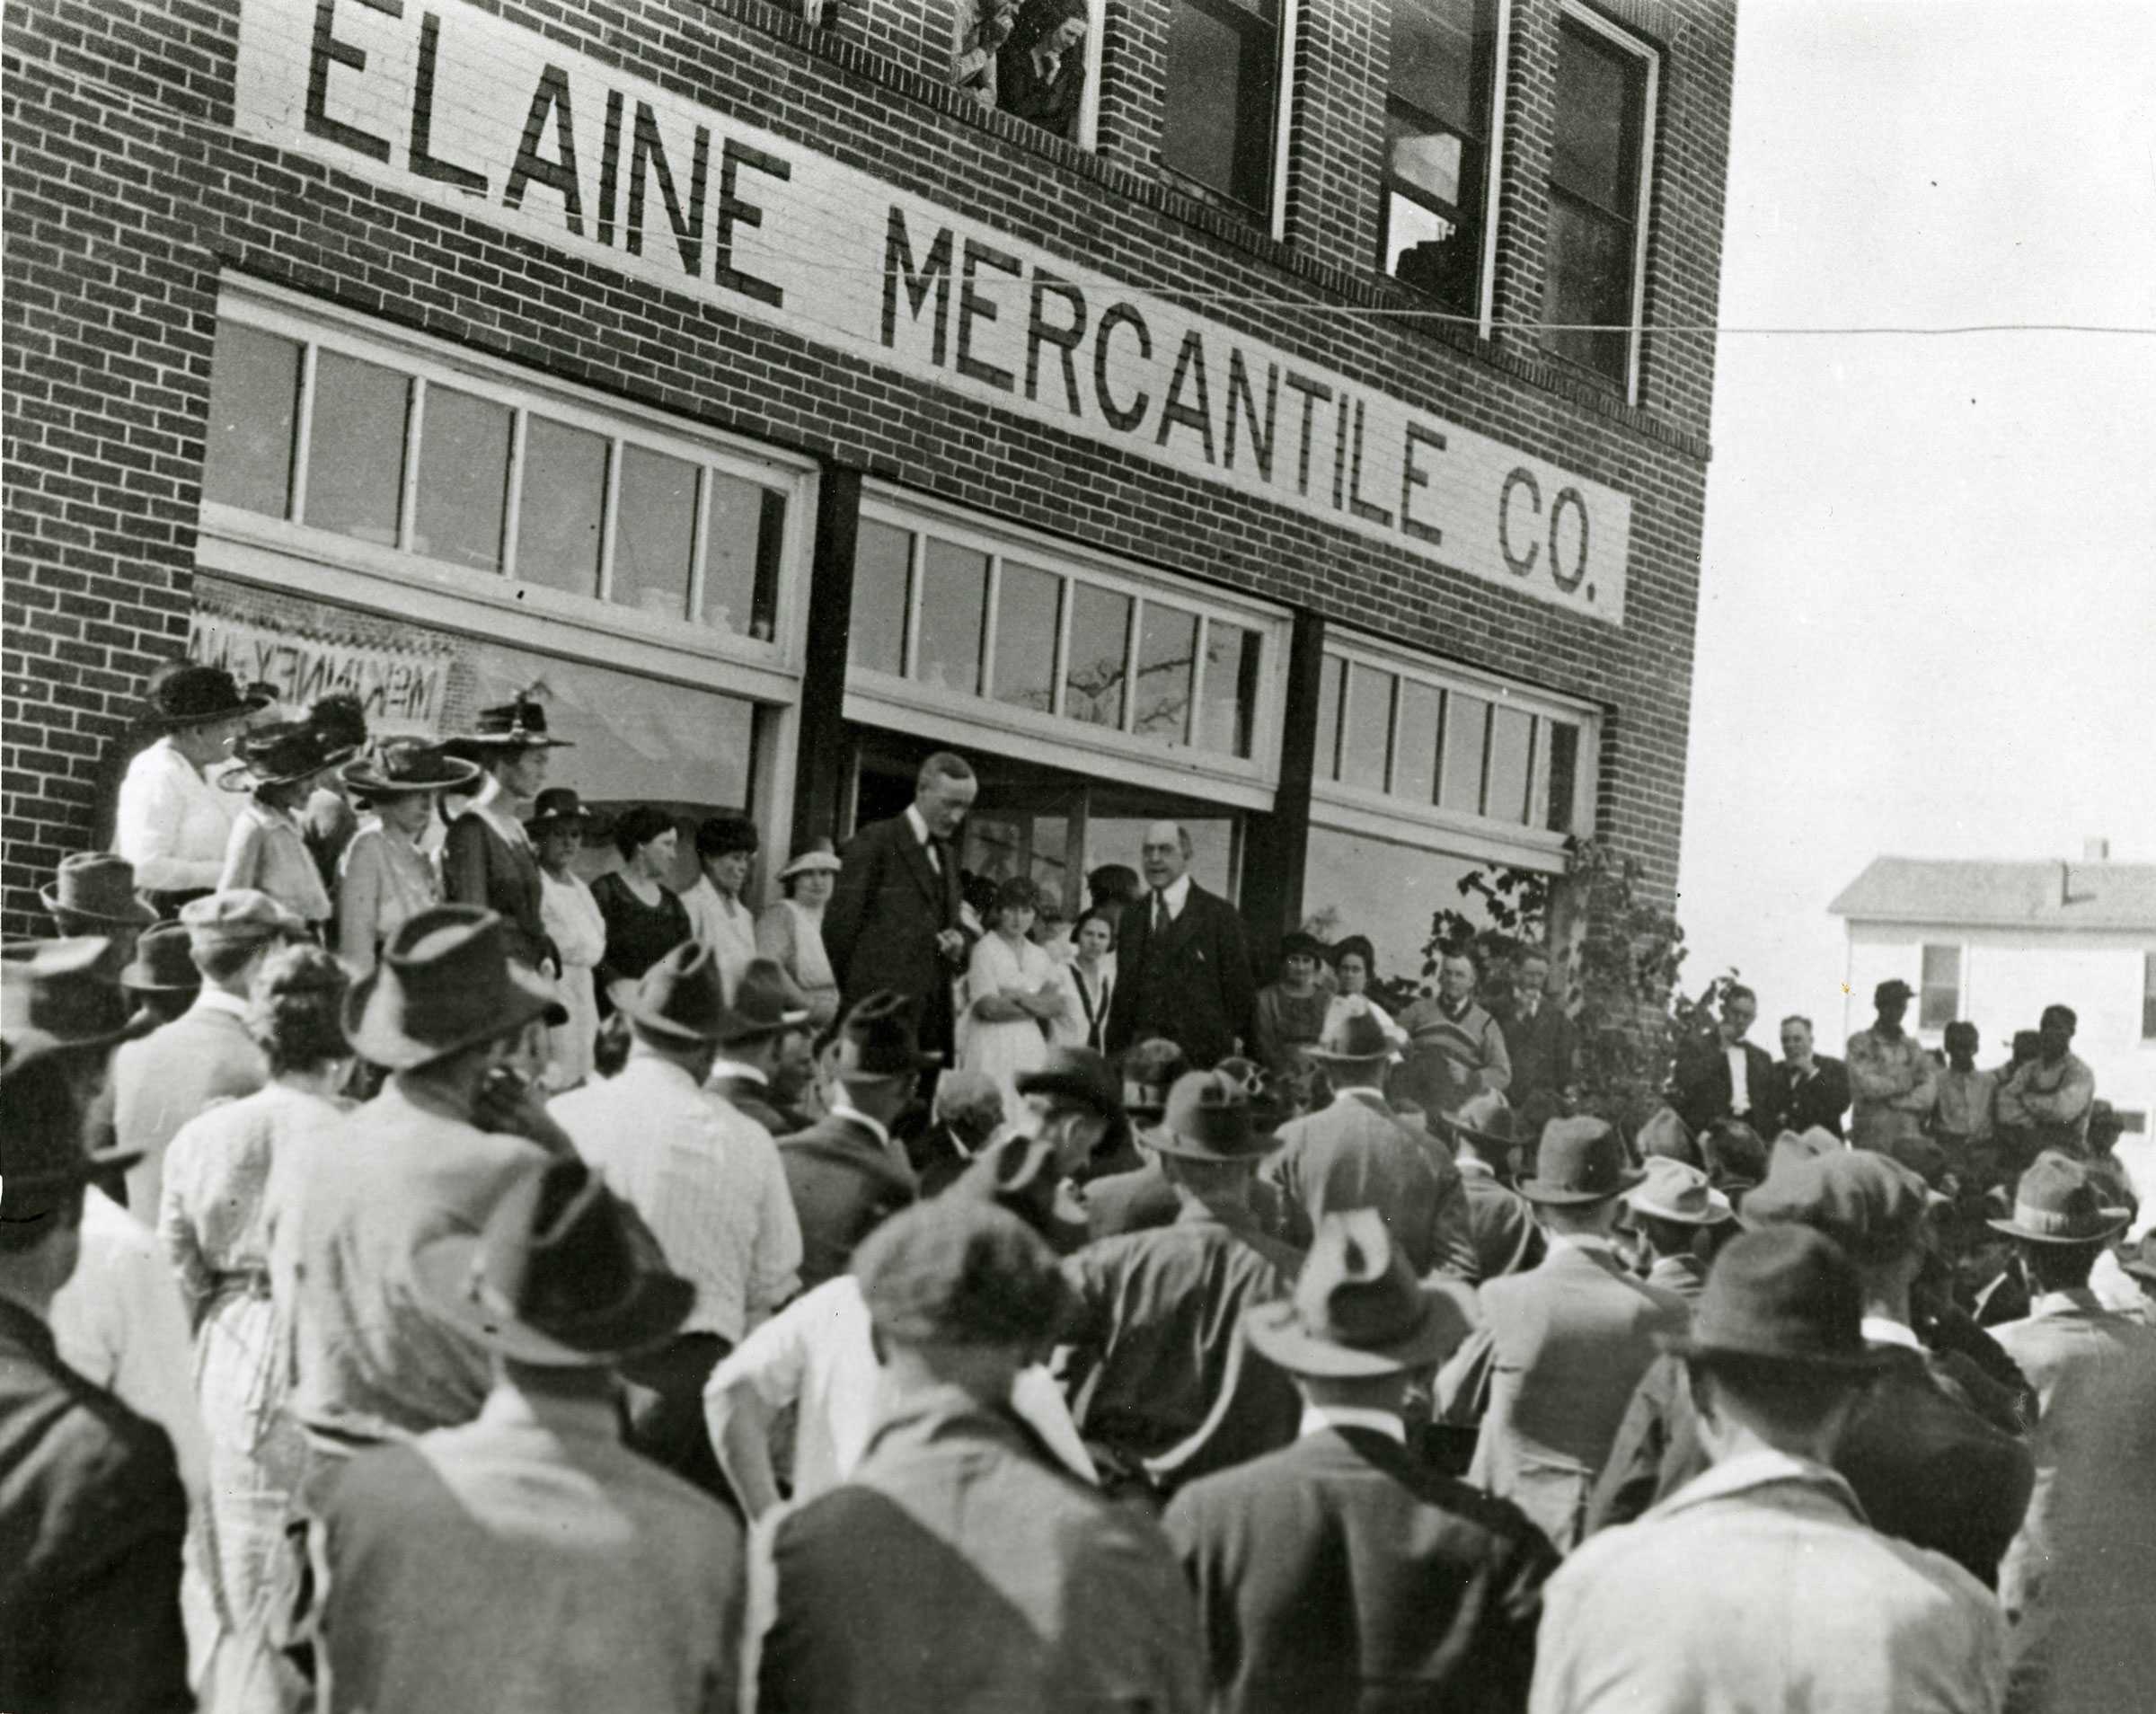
[{"x1": 4, "y1": 661, "x2": 2153, "y2": 1713}]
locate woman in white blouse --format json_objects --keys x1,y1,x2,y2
[
  {"x1": 1048, "y1": 907, "x2": 1115, "y2": 1051},
  {"x1": 114, "y1": 663, "x2": 267, "y2": 911},
  {"x1": 1322, "y1": 933, "x2": 1409, "y2": 1051},
  {"x1": 527, "y1": 788, "x2": 606, "y2": 1091},
  {"x1": 334, "y1": 739, "x2": 476, "y2": 976},
  {"x1": 755, "y1": 842, "x2": 843, "y2": 1025}
]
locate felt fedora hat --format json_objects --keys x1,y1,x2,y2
[
  {"x1": 1303, "y1": 1003, "x2": 1397, "y2": 1068},
  {"x1": 608, "y1": 940, "x2": 732, "y2": 1043},
  {"x1": 1435, "y1": 1090, "x2": 1520, "y2": 1155},
  {"x1": 522, "y1": 785, "x2": 594, "y2": 834},
  {"x1": 179, "y1": 889, "x2": 308, "y2": 951},
  {"x1": 0, "y1": 1028, "x2": 144, "y2": 1200},
  {"x1": 1665, "y1": 1225, "x2": 1891, "y2": 1375},
  {"x1": 118, "y1": 922, "x2": 203, "y2": 995},
  {"x1": 1624, "y1": 1155, "x2": 1735, "y2": 1226},
  {"x1": 1, "y1": 936, "x2": 139, "y2": 1057},
  {"x1": 416, "y1": 1156, "x2": 694, "y2": 1367},
  {"x1": 345, "y1": 906, "x2": 567, "y2": 1070},
  {"x1": 1118, "y1": 1037, "x2": 1188, "y2": 1120},
  {"x1": 1520, "y1": 1116, "x2": 1644, "y2": 1205},
  {"x1": 40, "y1": 853, "x2": 155, "y2": 931},
  {"x1": 340, "y1": 737, "x2": 482, "y2": 798},
  {"x1": 141, "y1": 661, "x2": 269, "y2": 729},
  {"x1": 833, "y1": 989, "x2": 940, "y2": 1079},
  {"x1": 219, "y1": 720, "x2": 348, "y2": 791},
  {"x1": 1247, "y1": 1208, "x2": 1480, "y2": 1377},
  {"x1": 446, "y1": 693, "x2": 571, "y2": 755},
  {"x1": 1146, "y1": 1068, "x2": 1272, "y2": 1162},
  {"x1": 715, "y1": 958, "x2": 810, "y2": 1045},
  {"x1": 1987, "y1": 1152, "x2": 2132, "y2": 1245}
]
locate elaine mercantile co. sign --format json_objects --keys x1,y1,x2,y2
[
  {"x1": 235, "y1": 0, "x2": 1633, "y2": 622},
  {"x1": 189, "y1": 605, "x2": 451, "y2": 730}
]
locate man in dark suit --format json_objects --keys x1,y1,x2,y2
[
  {"x1": 820, "y1": 751, "x2": 976, "y2": 1069},
  {"x1": 1, "y1": 995, "x2": 190, "y2": 1714},
  {"x1": 779, "y1": 994, "x2": 923, "y2": 1290},
  {"x1": 1587, "y1": 1146, "x2": 2035, "y2": 1588},
  {"x1": 1436, "y1": 1092, "x2": 1545, "y2": 1281},
  {"x1": 1761, "y1": 1013, "x2": 1851, "y2": 1139},
  {"x1": 1672, "y1": 983, "x2": 1776, "y2": 1138},
  {"x1": 1164, "y1": 1211, "x2": 1556, "y2": 1714},
  {"x1": 1497, "y1": 944, "x2": 1577, "y2": 1134},
  {"x1": 1103, "y1": 820, "x2": 1256, "y2": 1071},
  {"x1": 708, "y1": 959, "x2": 813, "y2": 1136}
]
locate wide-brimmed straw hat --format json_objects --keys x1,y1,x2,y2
[
  {"x1": 1519, "y1": 1117, "x2": 1643, "y2": 1205},
  {"x1": 1624, "y1": 1155, "x2": 1735, "y2": 1226},
  {"x1": 446, "y1": 694, "x2": 571, "y2": 755},
  {"x1": 1987, "y1": 1153, "x2": 2132, "y2": 1245},
  {"x1": 141, "y1": 662, "x2": 268, "y2": 729},
  {"x1": 1145, "y1": 1069, "x2": 1272, "y2": 1162},
  {"x1": 1246, "y1": 1209, "x2": 1479, "y2": 1377},
  {"x1": 415, "y1": 1157, "x2": 693, "y2": 1366},
  {"x1": 340, "y1": 738, "x2": 482, "y2": 798},
  {"x1": 40, "y1": 853, "x2": 155, "y2": 930},
  {"x1": 1664, "y1": 1225, "x2": 1891, "y2": 1375},
  {"x1": 344, "y1": 906, "x2": 566, "y2": 1070},
  {"x1": 608, "y1": 941, "x2": 732, "y2": 1043},
  {"x1": 778, "y1": 842, "x2": 842, "y2": 883}
]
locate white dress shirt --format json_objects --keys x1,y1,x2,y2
[
  {"x1": 1298, "y1": 1403, "x2": 1407, "y2": 1444},
  {"x1": 1725, "y1": 1042, "x2": 1754, "y2": 1117},
  {"x1": 704, "y1": 1274, "x2": 1092, "y2": 1504},
  {"x1": 904, "y1": 802, "x2": 941, "y2": 872},
  {"x1": 551, "y1": 1054, "x2": 801, "y2": 1343},
  {"x1": 1146, "y1": 871, "x2": 1192, "y2": 932},
  {"x1": 114, "y1": 737, "x2": 240, "y2": 893}
]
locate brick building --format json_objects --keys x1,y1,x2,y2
[{"x1": 4, "y1": 0, "x2": 1736, "y2": 977}]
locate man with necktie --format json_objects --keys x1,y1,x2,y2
[{"x1": 1103, "y1": 821, "x2": 1255, "y2": 1071}]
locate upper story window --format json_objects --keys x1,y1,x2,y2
[
  {"x1": 1161, "y1": 0, "x2": 1284, "y2": 216},
  {"x1": 955, "y1": 0, "x2": 1100, "y2": 146},
  {"x1": 199, "y1": 291, "x2": 805, "y2": 655},
  {"x1": 1543, "y1": 4, "x2": 1658, "y2": 398},
  {"x1": 1382, "y1": 0, "x2": 1502, "y2": 322},
  {"x1": 1313, "y1": 636, "x2": 1595, "y2": 842}
]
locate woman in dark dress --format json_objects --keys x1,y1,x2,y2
[
  {"x1": 996, "y1": 0, "x2": 1089, "y2": 140},
  {"x1": 591, "y1": 803, "x2": 692, "y2": 1005}
]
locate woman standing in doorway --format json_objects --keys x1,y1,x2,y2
[
  {"x1": 591, "y1": 804, "x2": 692, "y2": 998},
  {"x1": 963, "y1": 876, "x2": 1065, "y2": 1118}
]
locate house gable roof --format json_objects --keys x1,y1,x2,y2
[{"x1": 1830, "y1": 857, "x2": 2156, "y2": 932}]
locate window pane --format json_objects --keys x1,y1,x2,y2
[
  {"x1": 1198, "y1": 621, "x2": 1260, "y2": 759},
  {"x1": 413, "y1": 386, "x2": 509, "y2": 571},
  {"x1": 1544, "y1": 190, "x2": 1632, "y2": 382},
  {"x1": 1065, "y1": 584, "x2": 1131, "y2": 729},
  {"x1": 1390, "y1": 0, "x2": 1489, "y2": 126},
  {"x1": 1439, "y1": 691, "x2": 1488, "y2": 814},
  {"x1": 1919, "y1": 944, "x2": 1960, "y2": 1030},
  {"x1": 1303, "y1": 825, "x2": 1482, "y2": 986},
  {"x1": 1394, "y1": 679, "x2": 1441, "y2": 803},
  {"x1": 1162, "y1": 0, "x2": 1278, "y2": 210},
  {"x1": 1391, "y1": 118, "x2": 1466, "y2": 208},
  {"x1": 1920, "y1": 944, "x2": 1960, "y2": 986},
  {"x1": 305, "y1": 350, "x2": 408, "y2": 546},
  {"x1": 203, "y1": 322, "x2": 299, "y2": 517},
  {"x1": 915, "y1": 538, "x2": 988, "y2": 695},
  {"x1": 1552, "y1": 20, "x2": 1640, "y2": 212},
  {"x1": 1134, "y1": 604, "x2": 1198, "y2": 741},
  {"x1": 850, "y1": 519, "x2": 912, "y2": 676},
  {"x1": 1544, "y1": 720, "x2": 1581, "y2": 831},
  {"x1": 611, "y1": 445, "x2": 697, "y2": 622},
  {"x1": 517, "y1": 418, "x2": 608, "y2": 596},
  {"x1": 1314, "y1": 652, "x2": 1345, "y2": 782},
  {"x1": 1487, "y1": 706, "x2": 1533, "y2": 824},
  {"x1": 1340, "y1": 663, "x2": 1393, "y2": 794},
  {"x1": 993, "y1": 562, "x2": 1062, "y2": 714},
  {"x1": 700, "y1": 473, "x2": 784, "y2": 641}
]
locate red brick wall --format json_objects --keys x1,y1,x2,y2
[{"x1": 1, "y1": 0, "x2": 1736, "y2": 934}]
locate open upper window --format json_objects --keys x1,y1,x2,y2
[
  {"x1": 1161, "y1": 0, "x2": 1285, "y2": 216},
  {"x1": 1382, "y1": 0, "x2": 1503, "y2": 326}
]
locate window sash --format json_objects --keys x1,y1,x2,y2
[{"x1": 1162, "y1": 0, "x2": 1284, "y2": 213}]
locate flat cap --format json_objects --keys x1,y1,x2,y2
[
  {"x1": 854, "y1": 1198, "x2": 1073, "y2": 1347},
  {"x1": 180, "y1": 888, "x2": 306, "y2": 949},
  {"x1": 1741, "y1": 1148, "x2": 1930, "y2": 1265}
]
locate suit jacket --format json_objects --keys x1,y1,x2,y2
[
  {"x1": 1498, "y1": 1002, "x2": 1577, "y2": 1125},
  {"x1": 780, "y1": 1113, "x2": 918, "y2": 1292},
  {"x1": 314, "y1": 1383, "x2": 741, "y2": 1714},
  {"x1": 1587, "y1": 1339, "x2": 2037, "y2": 1588},
  {"x1": 0, "y1": 1301, "x2": 190, "y2": 1714},
  {"x1": 1163, "y1": 1426, "x2": 1556, "y2": 1714},
  {"x1": 1267, "y1": 1091, "x2": 1480, "y2": 1280},
  {"x1": 1672, "y1": 1035, "x2": 1777, "y2": 1136},
  {"x1": 1438, "y1": 1240, "x2": 1690, "y2": 1554},
  {"x1": 1083, "y1": 1157, "x2": 1291, "y2": 1247},
  {"x1": 709, "y1": 1072, "x2": 807, "y2": 1139},
  {"x1": 443, "y1": 809, "x2": 556, "y2": 973},
  {"x1": 820, "y1": 812, "x2": 964, "y2": 1059},
  {"x1": 1103, "y1": 882, "x2": 1256, "y2": 1071},
  {"x1": 759, "y1": 1383, "x2": 1203, "y2": 1714},
  {"x1": 904, "y1": 1121, "x2": 983, "y2": 1200},
  {"x1": 111, "y1": 995, "x2": 267, "y2": 1216},
  {"x1": 1457, "y1": 1162, "x2": 1544, "y2": 1280},
  {"x1": 1761, "y1": 1055, "x2": 1851, "y2": 1139}
]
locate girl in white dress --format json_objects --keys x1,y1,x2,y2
[
  {"x1": 527, "y1": 788, "x2": 606, "y2": 1090},
  {"x1": 1323, "y1": 932, "x2": 1409, "y2": 1052},
  {"x1": 963, "y1": 876, "x2": 1065, "y2": 1118},
  {"x1": 1048, "y1": 906, "x2": 1115, "y2": 1050}
]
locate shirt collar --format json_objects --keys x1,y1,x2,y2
[
  {"x1": 1547, "y1": 1229, "x2": 1620, "y2": 1260},
  {"x1": 1657, "y1": 1446, "x2": 1867, "y2": 1524},
  {"x1": 829, "y1": 1097, "x2": 892, "y2": 1153},
  {"x1": 711, "y1": 1058, "x2": 768, "y2": 1089},
  {"x1": 477, "y1": 1378, "x2": 623, "y2": 1445},
  {"x1": 1153, "y1": 872, "x2": 1192, "y2": 914},
  {"x1": 1299, "y1": 1403, "x2": 1406, "y2": 1444},
  {"x1": 1332, "y1": 1085, "x2": 1390, "y2": 1110},
  {"x1": 1456, "y1": 1156, "x2": 1498, "y2": 1179},
  {"x1": 1860, "y1": 1315, "x2": 1923, "y2": 1352},
  {"x1": 624, "y1": 1051, "x2": 705, "y2": 1096},
  {"x1": 904, "y1": 803, "x2": 933, "y2": 847},
  {"x1": 190, "y1": 987, "x2": 252, "y2": 1022}
]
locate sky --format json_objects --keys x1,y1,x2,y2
[{"x1": 1675, "y1": 0, "x2": 2156, "y2": 1033}]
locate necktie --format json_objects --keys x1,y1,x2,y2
[{"x1": 1152, "y1": 888, "x2": 1168, "y2": 937}]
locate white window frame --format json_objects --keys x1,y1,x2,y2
[
  {"x1": 1312, "y1": 627, "x2": 1599, "y2": 870},
  {"x1": 1268, "y1": 0, "x2": 1300, "y2": 243},
  {"x1": 1554, "y1": 0, "x2": 1659, "y2": 404},
  {"x1": 195, "y1": 277, "x2": 817, "y2": 712},
  {"x1": 847, "y1": 485, "x2": 1291, "y2": 810},
  {"x1": 1078, "y1": 0, "x2": 1108, "y2": 151}
]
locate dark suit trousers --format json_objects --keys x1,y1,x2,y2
[{"x1": 619, "y1": 1331, "x2": 733, "y2": 1502}]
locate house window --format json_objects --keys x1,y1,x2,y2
[
  {"x1": 1542, "y1": 4, "x2": 1657, "y2": 395},
  {"x1": 1161, "y1": 0, "x2": 1282, "y2": 213},
  {"x1": 1920, "y1": 943, "x2": 1962, "y2": 1030},
  {"x1": 2143, "y1": 950, "x2": 2155, "y2": 1041},
  {"x1": 1382, "y1": 0, "x2": 1500, "y2": 320}
]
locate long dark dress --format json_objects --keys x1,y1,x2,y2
[{"x1": 590, "y1": 871, "x2": 692, "y2": 1009}]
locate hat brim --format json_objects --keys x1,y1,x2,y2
[
  {"x1": 1662, "y1": 1331, "x2": 1895, "y2": 1375},
  {"x1": 446, "y1": 734, "x2": 573, "y2": 754},
  {"x1": 412, "y1": 1232, "x2": 694, "y2": 1367},
  {"x1": 4, "y1": 1145, "x2": 148, "y2": 1197},
  {"x1": 1302, "y1": 1045, "x2": 1398, "y2": 1068},
  {"x1": 715, "y1": 1009, "x2": 811, "y2": 1046},
  {"x1": 1244, "y1": 1283, "x2": 1478, "y2": 1378},
  {"x1": 1435, "y1": 1114, "x2": 1519, "y2": 1155},
  {"x1": 1984, "y1": 1210, "x2": 2132, "y2": 1246},
  {"x1": 217, "y1": 741, "x2": 358, "y2": 792},
  {"x1": 1013, "y1": 1068, "x2": 1120, "y2": 1113},
  {"x1": 779, "y1": 857, "x2": 842, "y2": 881},
  {"x1": 153, "y1": 690, "x2": 270, "y2": 729},
  {"x1": 1624, "y1": 1194, "x2": 1735, "y2": 1227},
  {"x1": 606, "y1": 979, "x2": 732, "y2": 1044},
  {"x1": 40, "y1": 884, "x2": 157, "y2": 929},
  {"x1": 341, "y1": 754, "x2": 484, "y2": 796},
  {"x1": 1143, "y1": 1122, "x2": 1272, "y2": 1163},
  {"x1": 119, "y1": 965, "x2": 202, "y2": 994},
  {"x1": 344, "y1": 962, "x2": 568, "y2": 1071},
  {"x1": 1519, "y1": 1166, "x2": 1645, "y2": 1206}
]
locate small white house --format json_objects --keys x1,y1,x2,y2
[{"x1": 1829, "y1": 844, "x2": 2156, "y2": 1144}]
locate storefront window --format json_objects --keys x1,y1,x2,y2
[
  {"x1": 1199, "y1": 621, "x2": 1261, "y2": 759},
  {"x1": 202, "y1": 322, "x2": 299, "y2": 517},
  {"x1": 1545, "y1": 719, "x2": 1580, "y2": 832},
  {"x1": 613, "y1": 445, "x2": 699, "y2": 621},
  {"x1": 1134, "y1": 603, "x2": 1198, "y2": 740},
  {"x1": 1394, "y1": 678, "x2": 1441, "y2": 803},
  {"x1": 518, "y1": 418, "x2": 609, "y2": 597},
  {"x1": 1065, "y1": 583, "x2": 1131, "y2": 729},
  {"x1": 1486, "y1": 704, "x2": 1534, "y2": 823},
  {"x1": 1438, "y1": 691, "x2": 1488, "y2": 815},
  {"x1": 701, "y1": 474, "x2": 785, "y2": 641},
  {"x1": 850, "y1": 519, "x2": 913, "y2": 676},
  {"x1": 306, "y1": 351, "x2": 408, "y2": 547},
  {"x1": 915, "y1": 538, "x2": 990, "y2": 694},
  {"x1": 993, "y1": 561, "x2": 1062, "y2": 713},
  {"x1": 414, "y1": 387, "x2": 510, "y2": 571},
  {"x1": 1303, "y1": 824, "x2": 1483, "y2": 983},
  {"x1": 1341, "y1": 663, "x2": 1394, "y2": 794}
]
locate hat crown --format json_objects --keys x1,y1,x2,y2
[
  {"x1": 1447, "y1": 1090, "x2": 1518, "y2": 1145},
  {"x1": 1531, "y1": 1117, "x2": 1631, "y2": 1197},
  {"x1": 1018, "y1": 1045, "x2": 1121, "y2": 1116},
  {"x1": 837, "y1": 991, "x2": 931, "y2": 1076},
  {"x1": 44, "y1": 853, "x2": 146, "y2": 921},
  {"x1": 181, "y1": 888, "x2": 303, "y2": 947},
  {"x1": 621, "y1": 940, "x2": 730, "y2": 1039},
  {"x1": 723, "y1": 958, "x2": 807, "y2": 1038},
  {"x1": 527, "y1": 786, "x2": 586, "y2": 819},
  {"x1": 1, "y1": 938, "x2": 129, "y2": 1045},
  {"x1": 1120, "y1": 1038, "x2": 1188, "y2": 1112},
  {"x1": 1319, "y1": 1004, "x2": 1393, "y2": 1060},
  {"x1": 1162, "y1": 1068, "x2": 1257, "y2": 1150},
  {"x1": 1745, "y1": 1149, "x2": 1926, "y2": 1264},
  {"x1": 2001, "y1": 1152, "x2": 2127, "y2": 1241},
  {"x1": 475, "y1": 694, "x2": 551, "y2": 738},
  {"x1": 232, "y1": 720, "x2": 336, "y2": 780},
  {"x1": 146, "y1": 662, "x2": 258, "y2": 723},
  {"x1": 469, "y1": 1161, "x2": 674, "y2": 1356},
  {"x1": 1629, "y1": 1155, "x2": 1727, "y2": 1223},
  {"x1": 358, "y1": 906, "x2": 518, "y2": 1056},
  {"x1": 1291, "y1": 1210, "x2": 1432, "y2": 1352},
  {"x1": 1688, "y1": 1226, "x2": 1869, "y2": 1365},
  {"x1": 120, "y1": 922, "x2": 202, "y2": 991}
]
